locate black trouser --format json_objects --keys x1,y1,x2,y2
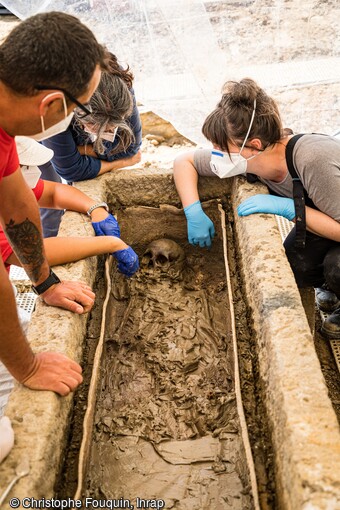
[{"x1": 284, "y1": 227, "x2": 340, "y2": 299}]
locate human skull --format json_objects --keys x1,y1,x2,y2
[{"x1": 141, "y1": 239, "x2": 185, "y2": 275}]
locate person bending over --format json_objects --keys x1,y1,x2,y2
[
  {"x1": 1, "y1": 137, "x2": 139, "y2": 278},
  {"x1": 42, "y1": 52, "x2": 142, "y2": 183},
  {"x1": 0, "y1": 11, "x2": 107, "y2": 396},
  {"x1": 39, "y1": 53, "x2": 142, "y2": 237},
  {"x1": 173, "y1": 78, "x2": 340, "y2": 339}
]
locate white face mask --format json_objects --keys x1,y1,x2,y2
[
  {"x1": 20, "y1": 165, "x2": 42, "y2": 188},
  {"x1": 30, "y1": 93, "x2": 74, "y2": 142},
  {"x1": 101, "y1": 127, "x2": 118, "y2": 143},
  {"x1": 84, "y1": 126, "x2": 118, "y2": 144},
  {"x1": 210, "y1": 150, "x2": 259, "y2": 178},
  {"x1": 209, "y1": 99, "x2": 259, "y2": 179}
]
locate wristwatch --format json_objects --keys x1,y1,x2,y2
[{"x1": 32, "y1": 269, "x2": 61, "y2": 295}]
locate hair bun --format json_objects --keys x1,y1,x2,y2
[{"x1": 222, "y1": 78, "x2": 260, "y2": 108}]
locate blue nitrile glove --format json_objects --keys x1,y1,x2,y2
[
  {"x1": 184, "y1": 200, "x2": 215, "y2": 248},
  {"x1": 92, "y1": 214, "x2": 120, "y2": 238},
  {"x1": 237, "y1": 194, "x2": 295, "y2": 221},
  {"x1": 113, "y1": 246, "x2": 139, "y2": 277}
]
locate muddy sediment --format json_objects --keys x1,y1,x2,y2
[
  {"x1": 56, "y1": 201, "x2": 276, "y2": 508},
  {"x1": 1, "y1": 10, "x2": 339, "y2": 505},
  {"x1": 73, "y1": 202, "x2": 273, "y2": 509}
]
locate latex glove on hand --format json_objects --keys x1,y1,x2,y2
[
  {"x1": 113, "y1": 247, "x2": 139, "y2": 277},
  {"x1": 92, "y1": 214, "x2": 121, "y2": 238},
  {"x1": 237, "y1": 194, "x2": 295, "y2": 221},
  {"x1": 0, "y1": 416, "x2": 14, "y2": 463},
  {"x1": 184, "y1": 200, "x2": 215, "y2": 248}
]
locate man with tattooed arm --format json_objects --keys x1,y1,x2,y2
[{"x1": 0, "y1": 12, "x2": 108, "y2": 398}]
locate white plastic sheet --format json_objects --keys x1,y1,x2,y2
[{"x1": 2, "y1": 0, "x2": 340, "y2": 142}]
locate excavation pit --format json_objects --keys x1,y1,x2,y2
[{"x1": 64, "y1": 201, "x2": 263, "y2": 509}]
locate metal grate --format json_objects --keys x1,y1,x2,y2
[
  {"x1": 10, "y1": 265, "x2": 30, "y2": 281},
  {"x1": 275, "y1": 215, "x2": 294, "y2": 242},
  {"x1": 330, "y1": 340, "x2": 340, "y2": 373},
  {"x1": 16, "y1": 292, "x2": 37, "y2": 317},
  {"x1": 319, "y1": 310, "x2": 340, "y2": 372}
]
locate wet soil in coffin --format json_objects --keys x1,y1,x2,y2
[{"x1": 80, "y1": 201, "x2": 274, "y2": 509}]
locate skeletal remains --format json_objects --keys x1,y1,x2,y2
[{"x1": 141, "y1": 238, "x2": 186, "y2": 276}]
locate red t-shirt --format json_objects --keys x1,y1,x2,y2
[
  {"x1": 0, "y1": 179, "x2": 45, "y2": 271},
  {"x1": 0, "y1": 126, "x2": 19, "y2": 181}
]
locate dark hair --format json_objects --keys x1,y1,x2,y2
[
  {"x1": 0, "y1": 11, "x2": 108, "y2": 97},
  {"x1": 202, "y1": 78, "x2": 283, "y2": 153},
  {"x1": 106, "y1": 52, "x2": 134, "y2": 89},
  {"x1": 74, "y1": 53, "x2": 135, "y2": 155}
]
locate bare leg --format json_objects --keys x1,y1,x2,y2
[{"x1": 7, "y1": 236, "x2": 128, "y2": 268}]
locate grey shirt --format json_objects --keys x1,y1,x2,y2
[{"x1": 193, "y1": 134, "x2": 340, "y2": 221}]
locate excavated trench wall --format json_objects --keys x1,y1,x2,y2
[{"x1": 1, "y1": 164, "x2": 340, "y2": 509}]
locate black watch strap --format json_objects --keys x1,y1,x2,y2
[{"x1": 32, "y1": 270, "x2": 61, "y2": 295}]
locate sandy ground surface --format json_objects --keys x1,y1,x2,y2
[
  {"x1": 1, "y1": 5, "x2": 339, "y2": 139},
  {"x1": 207, "y1": 0, "x2": 340, "y2": 136}
]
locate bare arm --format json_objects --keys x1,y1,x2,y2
[
  {"x1": 0, "y1": 170, "x2": 95, "y2": 314},
  {"x1": 0, "y1": 258, "x2": 83, "y2": 395},
  {"x1": 77, "y1": 144, "x2": 97, "y2": 157},
  {"x1": 8, "y1": 236, "x2": 127, "y2": 268},
  {"x1": 0, "y1": 259, "x2": 36, "y2": 382},
  {"x1": 173, "y1": 151, "x2": 200, "y2": 207},
  {"x1": 97, "y1": 150, "x2": 142, "y2": 175},
  {"x1": 77, "y1": 144, "x2": 142, "y2": 175},
  {"x1": 38, "y1": 180, "x2": 110, "y2": 222},
  {"x1": 173, "y1": 151, "x2": 216, "y2": 248},
  {"x1": 0, "y1": 168, "x2": 51, "y2": 285},
  {"x1": 306, "y1": 206, "x2": 340, "y2": 241}
]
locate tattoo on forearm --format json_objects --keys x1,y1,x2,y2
[{"x1": 5, "y1": 218, "x2": 44, "y2": 282}]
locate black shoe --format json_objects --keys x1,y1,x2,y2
[
  {"x1": 321, "y1": 307, "x2": 340, "y2": 340},
  {"x1": 315, "y1": 286, "x2": 340, "y2": 313}
]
